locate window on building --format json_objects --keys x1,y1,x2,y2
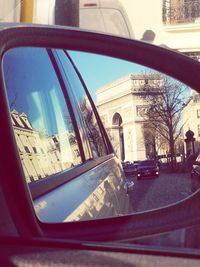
[
  {"x1": 163, "y1": 0, "x2": 200, "y2": 25},
  {"x1": 32, "y1": 147, "x2": 37, "y2": 153},
  {"x1": 29, "y1": 176, "x2": 34, "y2": 182},
  {"x1": 197, "y1": 109, "x2": 200, "y2": 118},
  {"x1": 193, "y1": 94, "x2": 200, "y2": 103},
  {"x1": 74, "y1": 149, "x2": 80, "y2": 157},
  {"x1": 198, "y1": 125, "x2": 200, "y2": 137},
  {"x1": 24, "y1": 146, "x2": 30, "y2": 153}
]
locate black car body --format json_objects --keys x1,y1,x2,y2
[
  {"x1": 137, "y1": 160, "x2": 159, "y2": 180},
  {"x1": 123, "y1": 162, "x2": 137, "y2": 176},
  {"x1": 123, "y1": 161, "x2": 140, "y2": 176}
]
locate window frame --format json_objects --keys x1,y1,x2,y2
[
  {"x1": 47, "y1": 48, "x2": 86, "y2": 163},
  {"x1": 197, "y1": 109, "x2": 200, "y2": 118},
  {"x1": 64, "y1": 50, "x2": 114, "y2": 155},
  {"x1": 51, "y1": 49, "x2": 93, "y2": 160},
  {"x1": 23, "y1": 48, "x2": 115, "y2": 199}
]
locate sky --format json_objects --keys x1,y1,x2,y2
[{"x1": 68, "y1": 51, "x2": 146, "y2": 102}]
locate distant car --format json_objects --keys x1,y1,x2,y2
[
  {"x1": 123, "y1": 162, "x2": 138, "y2": 176},
  {"x1": 157, "y1": 154, "x2": 167, "y2": 163},
  {"x1": 137, "y1": 160, "x2": 159, "y2": 180},
  {"x1": 133, "y1": 160, "x2": 140, "y2": 169}
]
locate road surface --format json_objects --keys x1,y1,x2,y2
[
  {"x1": 127, "y1": 170, "x2": 192, "y2": 212},
  {"x1": 126, "y1": 170, "x2": 194, "y2": 248}
]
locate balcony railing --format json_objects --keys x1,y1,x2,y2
[{"x1": 163, "y1": 0, "x2": 200, "y2": 25}]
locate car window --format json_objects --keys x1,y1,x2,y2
[
  {"x1": 3, "y1": 47, "x2": 82, "y2": 183},
  {"x1": 54, "y1": 49, "x2": 108, "y2": 158}
]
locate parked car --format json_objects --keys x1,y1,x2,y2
[
  {"x1": 137, "y1": 160, "x2": 159, "y2": 180},
  {"x1": 123, "y1": 162, "x2": 136, "y2": 176},
  {"x1": 157, "y1": 154, "x2": 167, "y2": 163},
  {"x1": 123, "y1": 161, "x2": 141, "y2": 176},
  {"x1": 191, "y1": 154, "x2": 200, "y2": 192},
  {"x1": 3, "y1": 45, "x2": 132, "y2": 223}
]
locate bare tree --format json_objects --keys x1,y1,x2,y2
[
  {"x1": 143, "y1": 122, "x2": 168, "y2": 159},
  {"x1": 140, "y1": 72, "x2": 190, "y2": 170}
]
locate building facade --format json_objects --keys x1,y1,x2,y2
[
  {"x1": 182, "y1": 91, "x2": 200, "y2": 156},
  {"x1": 121, "y1": 0, "x2": 200, "y2": 59},
  {"x1": 11, "y1": 109, "x2": 81, "y2": 183},
  {"x1": 96, "y1": 74, "x2": 163, "y2": 162}
]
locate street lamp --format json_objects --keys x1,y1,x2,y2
[{"x1": 185, "y1": 130, "x2": 195, "y2": 156}]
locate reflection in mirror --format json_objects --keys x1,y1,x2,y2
[{"x1": 2, "y1": 47, "x2": 200, "y2": 223}]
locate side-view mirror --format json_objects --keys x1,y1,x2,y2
[{"x1": 1, "y1": 25, "x2": 200, "y2": 243}]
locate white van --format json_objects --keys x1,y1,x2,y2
[
  {"x1": 0, "y1": 0, "x2": 134, "y2": 39},
  {"x1": 79, "y1": 0, "x2": 134, "y2": 38}
]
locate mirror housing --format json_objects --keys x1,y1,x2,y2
[{"x1": 1, "y1": 25, "x2": 200, "y2": 241}]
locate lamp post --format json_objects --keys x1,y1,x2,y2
[
  {"x1": 185, "y1": 130, "x2": 196, "y2": 171},
  {"x1": 185, "y1": 130, "x2": 195, "y2": 156}
]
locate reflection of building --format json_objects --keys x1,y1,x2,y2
[
  {"x1": 96, "y1": 74, "x2": 162, "y2": 161},
  {"x1": 11, "y1": 110, "x2": 80, "y2": 183},
  {"x1": 182, "y1": 90, "x2": 200, "y2": 155}
]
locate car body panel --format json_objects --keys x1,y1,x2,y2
[
  {"x1": 1, "y1": 239, "x2": 200, "y2": 267},
  {"x1": 34, "y1": 156, "x2": 130, "y2": 222},
  {"x1": 2, "y1": 45, "x2": 131, "y2": 223}
]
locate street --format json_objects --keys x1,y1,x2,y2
[
  {"x1": 127, "y1": 170, "x2": 192, "y2": 213},
  {"x1": 126, "y1": 170, "x2": 194, "y2": 247}
]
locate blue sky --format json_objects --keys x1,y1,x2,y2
[{"x1": 68, "y1": 51, "x2": 146, "y2": 102}]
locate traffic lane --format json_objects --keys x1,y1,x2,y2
[
  {"x1": 127, "y1": 171, "x2": 192, "y2": 213},
  {"x1": 126, "y1": 171, "x2": 193, "y2": 248}
]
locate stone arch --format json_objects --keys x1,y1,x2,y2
[{"x1": 112, "y1": 112, "x2": 123, "y2": 126}]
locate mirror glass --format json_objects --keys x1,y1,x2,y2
[{"x1": 2, "y1": 47, "x2": 199, "y2": 223}]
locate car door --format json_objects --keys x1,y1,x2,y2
[{"x1": 3, "y1": 47, "x2": 130, "y2": 223}]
